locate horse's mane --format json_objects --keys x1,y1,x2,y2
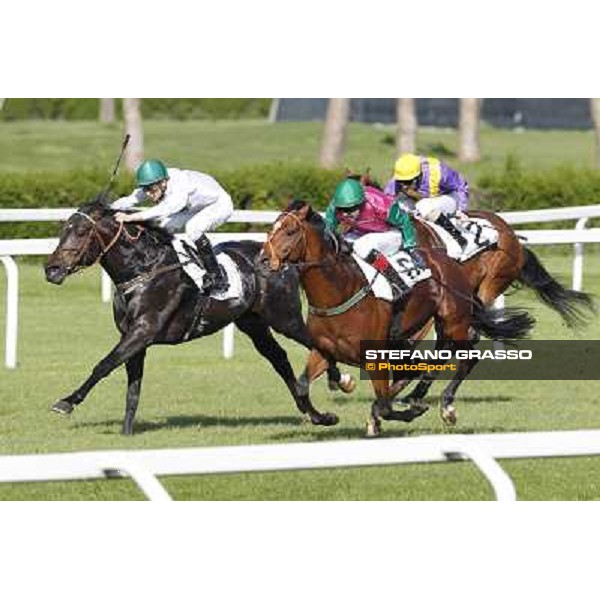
[
  {"x1": 286, "y1": 199, "x2": 324, "y2": 228},
  {"x1": 346, "y1": 171, "x2": 384, "y2": 192}
]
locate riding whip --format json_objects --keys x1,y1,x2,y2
[{"x1": 101, "y1": 134, "x2": 131, "y2": 200}]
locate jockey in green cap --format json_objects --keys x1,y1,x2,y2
[
  {"x1": 323, "y1": 178, "x2": 424, "y2": 299},
  {"x1": 112, "y1": 159, "x2": 233, "y2": 294}
]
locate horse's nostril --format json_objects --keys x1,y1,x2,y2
[{"x1": 45, "y1": 264, "x2": 65, "y2": 284}]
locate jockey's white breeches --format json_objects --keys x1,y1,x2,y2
[
  {"x1": 353, "y1": 231, "x2": 405, "y2": 259},
  {"x1": 159, "y1": 198, "x2": 234, "y2": 242},
  {"x1": 416, "y1": 193, "x2": 460, "y2": 221}
]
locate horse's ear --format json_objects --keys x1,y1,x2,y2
[
  {"x1": 361, "y1": 168, "x2": 372, "y2": 186},
  {"x1": 298, "y1": 203, "x2": 311, "y2": 218}
]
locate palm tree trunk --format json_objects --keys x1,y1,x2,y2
[
  {"x1": 591, "y1": 99, "x2": 600, "y2": 168},
  {"x1": 319, "y1": 98, "x2": 351, "y2": 168},
  {"x1": 122, "y1": 98, "x2": 144, "y2": 172},
  {"x1": 396, "y1": 98, "x2": 417, "y2": 154},
  {"x1": 99, "y1": 98, "x2": 115, "y2": 123},
  {"x1": 458, "y1": 98, "x2": 481, "y2": 163}
]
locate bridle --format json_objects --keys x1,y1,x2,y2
[
  {"x1": 59, "y1": 210, "x2": 142, "y2": 273},
  {"x1": 265, "y1": 211, "x2": 339, "y2": 270},
  {"x1": 267, "y1": 210, "x2": 374, "y2": 318}
]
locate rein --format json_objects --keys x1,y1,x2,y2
[
  {"x1": 266, "y1": 211, "x2": 339, "y2": 270},
  {"x1": 60, "y1": 208, "x2": 190, "y2": 296},
  {"x1": 268, "y1": 210, "x2": 373, "y2": 317},
  {"x1": 61, "y1": 211, "x2": 142, "y2": 273}
]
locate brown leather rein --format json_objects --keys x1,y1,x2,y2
[
  {"x1": 61, "y1": 211, "x2": 142, "y2": 274},
  {"x1": 265, "y1": 211, "x2": 339, "y2": 270}
]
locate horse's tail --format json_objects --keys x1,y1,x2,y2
[
  {"x1": 518, "y1": 247, "x2": 596, "y2": 329},
  {"x1": 471, "y1": 301, "x2": 536, "y2": 341}
]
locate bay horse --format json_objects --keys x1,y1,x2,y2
[
  {"x1": 356, "y1": 172, "x2": 594, "y2": 326},
  {"x1": 325, "y1": 173, "x2": 595, "y2": 405},
  {"x1": 260, "y1": 201, "x2": 535, "y2": 435},
  {"x1": 44, "y1": 195, "x2": 351, "y2": 435}
]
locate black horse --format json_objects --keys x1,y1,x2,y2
[{"x1": 44, "y1": 196, "x2": 347, "y2": 434}]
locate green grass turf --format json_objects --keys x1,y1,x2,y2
[
  {"x1": 0, "y1": 120, "x2": 598, "y2": 183},
  {"x1": 0, "y1": 248, "x2": 599, "y2": 500}
]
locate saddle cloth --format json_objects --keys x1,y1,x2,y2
[
  {"x1": 171, "y1": 238, "x2": 243, "y2": 301},
  {"x1": 427, "y1": 216, "x2": 498, "y2": 263},
  {"x1": 353, "y1": 251, "x2": 432, "y2": 302}
]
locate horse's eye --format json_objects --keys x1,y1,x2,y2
[{"x1": 286, "y1": 229, "x2": 297, "y2": 237}]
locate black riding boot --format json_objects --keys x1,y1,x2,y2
[
  {"x1": 436, "y1": 214, "x2": 468, "y2": 250},
  {"x1": 196, "y1": 234, "x2": 228, "y2": 294}
]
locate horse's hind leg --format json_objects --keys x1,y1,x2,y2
[
  {"x1": 235, "y1": 314, "x2": 338, "y2": 426},
  {"x1": 122, "y1": 350, "x2": 146, "y2": 436},
  {"x1": 263, "y1": 298, "x2": 356, "y2": 395}
]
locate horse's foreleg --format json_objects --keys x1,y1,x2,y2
[
  {"x1": 268, "y1": 315, "x2": 356, "y2": 395},
  {"x1": 295, "y1": 349, "x2": 340, "y2": 426},
  {"x1": 367, "y1": 375, "x2": 428, "y2": 437},
  {"x1": 236, "y1": 316, "x2": 338, "y2": 426},
  {"x1": 122, "y1": 350, "x2": 147, "y2": 435},
  {"x1": 439, "y1": 354, "x2": 480, "y2": 426},
  {"x1": 51, "y1": 330, "x2": 151, "y2": 418}
]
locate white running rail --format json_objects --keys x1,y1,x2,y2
[
  {"x1": 1, "y1": 206, "x2": 600, "y2": 367},
  {"x1": 2, "y1": 429, "x2": 600, "y2": 501}
]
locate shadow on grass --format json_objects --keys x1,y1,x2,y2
[
  {"x1": 331, "y1": 394, "x2": 514, "y2": 406},
  {"x1": 76, "y1": 413, "x2": 305, "y2": 434},
  {"x1": 269, "y1": 427, "x2": 412, "y2": 442},
  {"x1": 445, "y1": 395, "x2": 513, "y2": 404},
  {"x1": 74, "y1": 395, "x2": 514, "y2": 436}
]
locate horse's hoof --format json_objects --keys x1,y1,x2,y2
[
  {"x1": 441, "y1": 406, "x2": 457, "y2": 426},
  {"x1": 338, "y1": 374, "x2": 357, "y2": 394},
  {"x1": 366, "y1": 419, "x2": 381, "y2": 438},
  {"x1": 328, "y1": 373, "x2": 357, "y2": 394},
  {"x1": 52, "y1": 400, "x2": 74, "y2": 415},
  {"x1": 311, "y1": 412, "x2": 339, "y2": 427},
  {"x1": 410, "y1": 402, "x2": 430, "y2": 417},
  {"x1": 323, "y1": 412, "x2": 340, "y2": 426}
]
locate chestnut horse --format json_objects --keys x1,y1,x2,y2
[
  {"x1": 356, "y1": 172, "x2": 594, "y2": 326},
  {"x1": 260, "y1": 201, "x2": 535, "y2": 435},
  {"x1": 326, "y1": 173, "x2": 595, "y2": 404}
]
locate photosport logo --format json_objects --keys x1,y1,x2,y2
[{"x1": 359, "y1": 340, "x2": 600, "y2": 380}]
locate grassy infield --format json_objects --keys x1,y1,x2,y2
[{"x1": 0, "y1": 120, "x2": 599, "y2": 500}]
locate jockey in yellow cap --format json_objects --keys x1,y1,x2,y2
[{"x1": 385, "y1": 154, "x2": 470, "y2": 251}]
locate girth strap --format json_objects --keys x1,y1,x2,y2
[
  {"x1": 117, "y1": 262, "x2": 188, "y2": 296},
  {"x1": 308, "y1": 283, "x2": 373, "y2": 317}
]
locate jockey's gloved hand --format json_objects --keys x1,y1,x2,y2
[{"x1": 407, "y1": 247, "x2": 427, "y2": 270}]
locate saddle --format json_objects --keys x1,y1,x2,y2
[
  {"x1": 353, "y1": 250, "x2": 431, "y2": 303},
  {"x1": 427, "y1": 216, "x2": 498, "y2": 263},
  {"x1": 171, "y1": 238, "x2": 243, "y2": 301}
]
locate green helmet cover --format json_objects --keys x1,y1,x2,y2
[
  {"x1": 136, "y1": 160, "x2": 168, "y2": 187},
  {"x1": 332, "y1": 179, "x2": 365, "y2": 209}
]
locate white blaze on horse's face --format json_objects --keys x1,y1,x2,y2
[{"x1": 265, "y1": 207, "x2": 311, "y2": 270}]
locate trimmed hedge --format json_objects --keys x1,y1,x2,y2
[
  {"x1": 476, "y1": 156, "x2": 600, "y2": 212},
  {"x1": 1, "y1": 99, "x2": 271, "y2": 121},
  {"x1": 0, "y1": 164, "x2": 343, "y2": 239}
]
